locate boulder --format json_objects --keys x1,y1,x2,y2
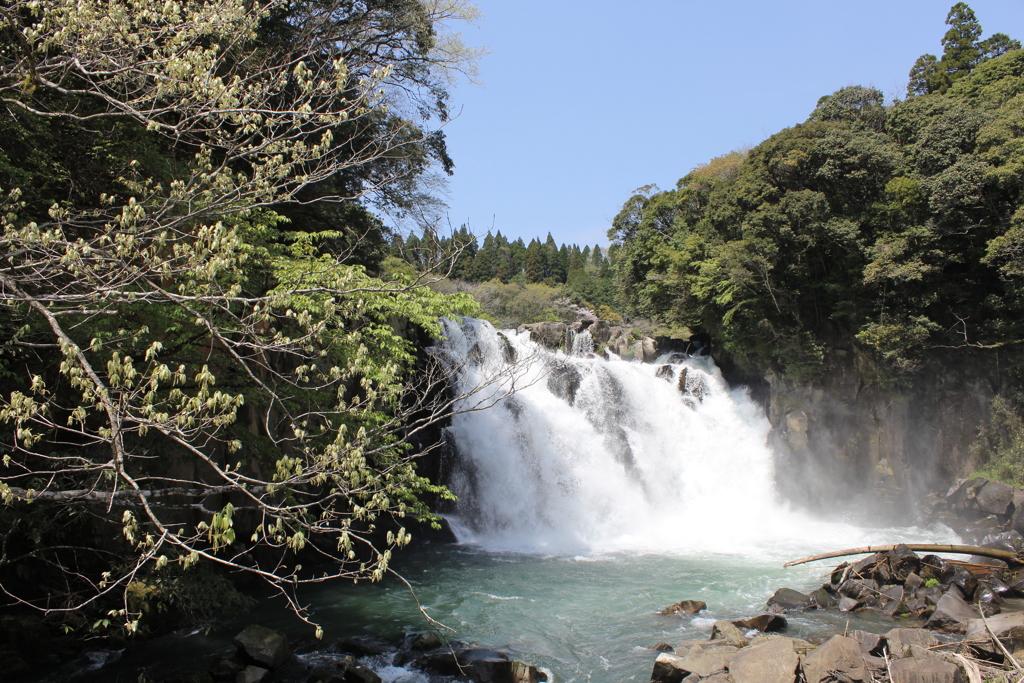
[
  {"x1": 850, "y1": 631, "x2": 884, "y2": 656},
  {"x1": 209, "y1": 655, "x2": 245, "y2": 680},
  {"x1": 343, "y1": 666, "x2": 382, "y2": 683},
  {"x1": 232, "y1": 625, "x2": 292, "y2": 669},
  {"x1": 889, "y1": 657, "x2": 964, "y2": 683},
  {"x1": 517, "y1": 322, "x2": 567, "y2": 349},
  {"x1": 801, "y1": 636, "x2": 867, "y2": 683},
  {"x1": 727, "y1": 637, "x2": 799, "y2": 683},
  {"x1": 748, "y1": 635, "x2": 815, "y2": 655},
  {"x1": 838, "y1": 596, "x2": 862, "y2": 612},
  {"x1": 651, "y1": 653, "x2": 691, "y2": 683},
  {"x1": 336, "y1": 636, "x2": 399, "y2": 656},
  {"x1": 886, "y1": 628, "x2": 940, "y2": 659},
  {"x1": 732, "y1": 615, "x2": 786, "y2": 633},
  {"x1": 236, "y1": 666, "x2": 271, "y2": 683},
  {"x1": 924, "y1": 591, "x2": 978, "y2": 633},
  {"x1": 650, "y1": 642, "x2": 675, "y2": 652},
  {"x1": 659, "y1": 599, "x2": 707, "y2": 615},
  {"x1": 977, "y1": 480, "x2": 1017, "y2": 517},
  {"x1": 839, "y1": 579, "x2": 878, "y2": 601},
  {"x1": 405, "y1": 630, "x2": 443, "y2": 650},
  {"x1": 964, "y1": 610, "x2": 1024, "y2": 643},
  {"x1": 811, "y1": 587, "x2": 837, "y2": 609},
  {"x1": 766, "y1": 588, "x2": 813, "y2": 611},
  {"x1": 711, "y1": 620, "x2": 749, "y2": 647},
  {"x1": 667, "y1": 651, "x2": 736, "y2": 677}
]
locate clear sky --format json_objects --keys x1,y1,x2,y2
[{"x1": 428, "y1": 0, "x2": 1024, "y2": 249}]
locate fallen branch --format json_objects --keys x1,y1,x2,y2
[{"x1": 784, "y1": 544, "x2": 1024, "y2": 568}]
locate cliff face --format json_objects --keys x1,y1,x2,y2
[{"x1": 760, "y1": 351, "x2": 1002, "y2": 519}]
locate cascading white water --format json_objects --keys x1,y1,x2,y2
[{"x1": 434, "y1": 318, "x2": 955, "y2": 557}]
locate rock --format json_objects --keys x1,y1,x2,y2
[
  {"x1": 811, "y1": 587, "x2": 837, "y2": 609},
  {"x1": 510, "y1": 659, "x2": 547, "y2": 683},
  {"x1": 881, "y1": 585, "x2": 907, "y2": 616},
  {"x1": 889, "y1": 657, "x2": 964, "y2": 683},
  {"x1": 889, "y1": 545, "x2": 923, "y2": 581},
  {"x1": 711, "y1": 620, "x2": 749, "y2": 647},
  {"x1": 670, "y1": 651, "x2": 736, "y2": 677},
  {"x1": 659, "y1": 600, "x2": 707, "y2": 615},
  {"x1": 949, "y1": 565, "x2": 979, "y2": 601},
  {"x1": 732, "y1": 615, "x2": 787, "y2": 633},
  {"x1": 850, "y1": 631, "x2": 884, "y2": 656},
  {"x1": 344, "y1": 666, "x2": 382, "y2": 683},
  {"x1": 748, "y1": 635, "x2": 815, "y2": 655},
  {"x1": 546, "y1": 364, "x2": 582, "y2": 405},
  {"x1": 209, "y1": 655, "x2": 246, "y2": 680},
  {"x1": 651, "y1": 653, "x2": 691, "y2": 683},
  {"x1": 886, "y1": 628, "x2": 941, "y2": 658},
  {"x1": 650, "y1": 642, "x2": 675, "y2": 652},
  {"x1": 801, "y1": 635, "x2": 867, "y2": 683},
  {"x1": 232, "y1": 625, "x2": 292, "y2": 669},
  {"x1": 839, "y1": 579, "x2": 878, "y2": 601},
  {"x1": 766, "y1": 588, "x2": 813, "y2": 611},
  {"x1": 977, "y1": 480, "x2": 1017, "y2": 517},
  {"x1": 905, "y1": 573, "x2": 925, "y2": 590},
  {"x1": 838, "y1": 596, "x2": 862, "y2": 612},
  {"x1": 405, "y1": 631, "x2": 443, "y2": 650},
  {"x1": 727, "y1": 637, "x2": 799, "y2": 683},
  {"x1": 236, "y1": 666, "x2": 271, "y2": 683},
  {"x1": 517, "y1": 322, "x2": 567, "y2": 349},
  {"x1": 924, "y1": 591, "x2": 978, "y2": 633},
  {"x1": 964, "y1": 610, "x2": 1024, "y2": 643},
  {"x1": 336, "y1": 636, "x2": 398, "y2": 656}
]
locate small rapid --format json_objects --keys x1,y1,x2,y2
[{"x1": 433, "y1": 318, "x2": 955, "y2": 557}]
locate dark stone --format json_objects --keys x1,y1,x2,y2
[
  {"x1": 888, "y1": 545, "x2": 922, "y2": 581},
  {"x1": 918, "y1": 585, "x2": 944, "y2": 605},
  {"x1": 839, "y1": 579, "x2": 877, "y2": 601},
  {"x1": 950, "y1": 565, "x2": 978, "y2": 601},
  {"x1": 812, "y1": 587, "x2": 837, "y2": 609},
  {"x1": 885, "y1": 628, "x2": 940, "y2": 650},
  {"x1": 977, "y1": 480, "x2": 1016, "y2": 517},
  {"x1": 659, "y1": 600, "x2": 707, "y2": 615},
  {"x1": 236, "y1": 666, "x2": 271, "y2": 683},
  {"x1": 905, "y1": 573, "x2": 925, "y2": 590},
  {"x1": 209, "y1": 655, "x2": 246, "y2": 680},
  {"x1": 766, "y1": 588, "x2": 813, "y2": 611},
  {"x1": 924, "y1": 592, "x2": 977, "y2": 633},
  {"x1": 732, "y1": 614, "x2": 787, "y2": 633},
  {"x1": 335, "y1": 637, "x2": 398, "y2": 656},
  {"x1": 344, "y1": 666, "x2": 382, "y2": 683},
  {"x1": 839, "y1": 596, "x2": 862, "y2": 612},
  {"x1": 546, "y1": 363, "x2": 582, "y2": 405},
  {"x1": 652, "y1": 653, "x2": 690, "y2": 683},
  {"x1": 918, "y1": 556, "x2": 953, "y2": 584},
  {"x1": 650, "y1": 642, "x2": 675, "y2": 652},
  {"x1": 232, "y1": 625, "x2": 292, "y2": 669},
  {"x1": 405, "y1": 631, "x2": 443, "y2": 650},
  {"x1": 801, "y1": 635, "x2": 867, "y2": 683}
]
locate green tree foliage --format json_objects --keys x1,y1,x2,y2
[
  {"x1": 0, "y1": 0, "x2": 483, "y2": 635},
  {"x1": 907, "y1": 2, "x2": 1021, "y2": 95},
  {"x1": 611, "y1": 45, "x2": 1024, "y2": 379}
]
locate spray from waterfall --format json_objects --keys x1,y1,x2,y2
[{"x1": 432, "y1": 318, "x2": 957, "y2": 557}]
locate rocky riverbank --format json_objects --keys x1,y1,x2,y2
[{"x1": 643, "y1": 476, "x2": 1024, "y2": 683}]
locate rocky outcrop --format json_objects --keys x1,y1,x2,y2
[
  {"x1": 762, "y1": 353, "x2": 998, "y2": 517},
  {"x1": 516, "y1": 319, "x2": 665, "y2": 362}
]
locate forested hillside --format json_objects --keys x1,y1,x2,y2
[{"x1": 609, "y1": 6, "x2": 1024, "y2": 383}]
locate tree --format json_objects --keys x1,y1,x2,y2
[{"x1": 0, "y1": 0, "x2": 490, "y2": 635}]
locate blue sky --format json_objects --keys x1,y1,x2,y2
[{"x1": 431, "y1": 1, "x2": 1024, "y2": 248}]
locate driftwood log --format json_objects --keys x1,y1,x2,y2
[{"x1": 784, "y1": 544, "x2": 1024, "y2": 568}]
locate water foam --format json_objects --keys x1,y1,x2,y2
[{"x1": 435, "y1": 318, "x2": 956, "y2": 556}]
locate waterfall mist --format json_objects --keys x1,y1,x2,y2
[{"x1": 433, "y1": 319, "x2": 956, "y2": 558}]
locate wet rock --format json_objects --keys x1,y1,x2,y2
[
  {"x1": 344, "y1": 666, "x2": 382, "y2": 683},
  {"x1": 727, "y1": 637, "x2": 799, "y2": 683},
  {"x1": 949, "y1": 565, "x2": 979, "y2": 601},
  {"x1": 405, "y1": 631, "x2": 443, "y2": 650},
  {"x1": 890, "y1": 545, "x2": 923, "y2": 581},
  {"x1": 510, "y1": 659, "x2": 548, "y2": 683},
  {"x1": 839, "y1": 596, "x2": 863, "y2": 612},
  {"x1": 711, "y1": 620, "x2": 749, "y2": 647},
  {"x1": 732, "y1": 615, "x2": 787, "y2": 633},
  {"x1": 766, "y1": 588, "x2": 813, "y2": 611},
  {"x1": 811, "y1": 587, "x2": 837, "y2": 609},
  {"x1": 517, "y1": 322, "x2": 567, "y2": 349},
  {"x1": 659, "y1": 600, "x2": 707, "y2": 615},
  {"x1": 905, "y1": 573, "x2": 925, "y2": 591},
  {"x1": 236, "y1": 666, "x2": 271, "y2": 683},
  {"x1": 881, "y1": 585, "x2": 907, "y2": 616},
  {"x1": 888, "y1": 657, "x2": 964, "y2": 683},
  {"x1": 546, "y1": 364, "x2": 582, "y2": 405},
  {"x1": 336, "y1": 636, "x2": 399, "y2": 656},
  {"x1": 801, "y1": 635, "x2": 867, "y2": 683},
  {"x1": 232, "y1": 625, "x2": 292, "y2": 669},
  {"x1": 924, "y1": 592, "x2": 978, "y2": 633},
  {"x1": 839, "y1": 579, "x2": 878, "y2": 601},
  {"x1": 650, "y1": 642, "x2": 675, "y2": 652}
]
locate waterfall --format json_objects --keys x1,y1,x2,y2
[{"x1": 432, "y1": 318, "x2": 933, "y2": 556}]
